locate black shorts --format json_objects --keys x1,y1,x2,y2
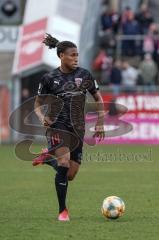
[{"x1": 46, "y1": 122, "x2": 84, "y2": 165}]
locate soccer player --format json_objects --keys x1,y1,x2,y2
[{"x1": 33, "y1": 34, "x2": 105, "y2": 221}]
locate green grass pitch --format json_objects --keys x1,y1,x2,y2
[{"x1": 0, "y1": 144, "x2": 159, "y2": 240}]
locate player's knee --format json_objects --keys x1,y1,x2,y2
[
  {"x1": 68, "y1": 175, "x2": 75, "y2": 181},
  {"x1": 58, "y1": 158, "x2": 70, "y2": 168},
  {"x1": 68, "y1": 171, "x2": 77, "y2": 181}
]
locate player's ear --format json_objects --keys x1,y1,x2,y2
[{"x1": 59, "y1": 52, "x2": 64, "y2": 59}]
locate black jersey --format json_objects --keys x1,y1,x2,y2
[{"x1": 37, "y1": 67, "x2": 99, "y2": 126}]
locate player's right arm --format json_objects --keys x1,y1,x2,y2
[
  {"x1": 34, "y1": 96, "x2": 53, "y2": 126},
  {"x1": 34, "y1": 95, "x2": 44, "y2": 123},
  {"x1": 34, "y1": 75, "x2": 53, "y2": 127}
]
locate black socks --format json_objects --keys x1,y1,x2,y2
[
  {"x1": 55, "y1": 166, "x2": 69, "y2": 213},
  {"x1": 45, "y1": 158, "x2": 58, "y2": 171}
]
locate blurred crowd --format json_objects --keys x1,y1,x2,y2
[
  {"x1": 93, "y1": 1, "x2": 159, "y2": 93},
  {"x1": 99, "y1": 2, "x2": 157, "y2": 57},
  {"x1": 93, "y1": 51, "x2": 158, "y2": 94}
]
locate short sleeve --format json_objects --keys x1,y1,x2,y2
[
  {"x1": 37, "y1": 74, "x2": 49, "y2": 95},
  {"x1": 87, "y1": 71, "x2": 99, "y2": 95}
]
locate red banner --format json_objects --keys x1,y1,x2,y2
[{"x1": 13, "y1": 18, "x2": 47, "y2": 73}]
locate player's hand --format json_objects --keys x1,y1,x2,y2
[
  {"x1": 93, "y1": 123, "x2": 105, "y2": 141},
  {"x1": 41, "y1": 116, "x2": 53, "y2": 127}
]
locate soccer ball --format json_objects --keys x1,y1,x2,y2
[{"x1": 101, "y1": 196, "x2": 125, "y2": 219}]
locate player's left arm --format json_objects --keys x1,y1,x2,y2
[
  {"x1": 92, "y1": 91, "x2": 105, "y2": 141},
  {"x1": 86, "y1": 71, "x2": 105, "y2": 140}
]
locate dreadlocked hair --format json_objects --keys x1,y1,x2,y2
[{"x1": 43, "y1": 33, "x2": 77, "y2": 57}]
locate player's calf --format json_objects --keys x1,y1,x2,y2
[
  {"x1": 54, "y1": 147, "x2": 70, "y2": 214},
  {"x1": 67, "y1": 160, "x2": 80, "y2": 181}
]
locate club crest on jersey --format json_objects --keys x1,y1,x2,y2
[{"x1": 75, "y1": 78, "x2": 83, "y2": 87}]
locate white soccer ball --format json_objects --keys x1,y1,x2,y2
[{"x1": 101, "y1": 196, "x2": 125, "y2": 219}]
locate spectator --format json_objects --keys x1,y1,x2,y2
[
  {"x1": 122, "y1": 11, "x2": 140, "y2": 56},
  {"x1": 135, "y1": 4, "x2": 154, "y2": 34},
  {"x1": 139, "y1": 53, "x2": 158, "y2": 92},
  {"x1": 92, "y1": 48, "x2": 107, "y2": 71},
  {"x1": 153, "y1": 25, "x2": 159, "y2": 63},
  {"x1": 101, "y1": 7, "x2": 113, "y2": 32},
  {"x1": 121, "y1": 6, "x2": 133, "y2": 24},
  {"x1": 101, "y1": 7, "x2": 120, "y2": 34},
  {"x1": 143, "y1": 23, "x2": 158, "y2": 56},
  {"x1": 100, "y1": 54, "x2": 113, "y2": 85},
  {"x1": 110, "y1": 59, "x2": 122, "y2": 95},
  {"x1": 100, "y1": 7, "x2": 120, "y2": 55},
  {"x1": 92, "y1": 48, "x2": 112, "y2": 85},
  {"x1": 110, "y1": 8, "x2": 120, "y2": 34},
  {"x1": 122, "y1": 61, "x2": 138, "y2": 92}
]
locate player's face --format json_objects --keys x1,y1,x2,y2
[{"x1": 60, "y1": 48, "x2": 79, "y2": 70}]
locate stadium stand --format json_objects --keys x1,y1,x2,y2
[{"x1": 93, "y1": 0, "x2": 159, "y2": 93}]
